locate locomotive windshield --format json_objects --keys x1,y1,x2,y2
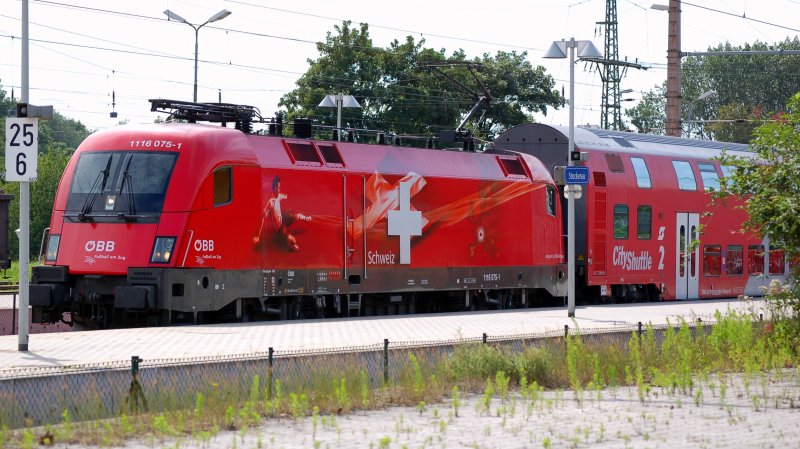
[{"x1": 66, "y1": 151, "x2": 178, "y2": 219}]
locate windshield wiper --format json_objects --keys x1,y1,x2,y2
[
  {"x1": 78, "y1": 154, "x2": 113, "y2": 222},
  {"x1": 117, "y1": 156, "x2": 137, "y2": 222}
]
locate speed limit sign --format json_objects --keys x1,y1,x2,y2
[{"x1": 5, "y1": 117, "x2": 39, "y2": 182}]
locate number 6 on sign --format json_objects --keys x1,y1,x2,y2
[{"x1": 5, "y1": 117, "x2": 38, "y2": 182}]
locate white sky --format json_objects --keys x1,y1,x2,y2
[{"x1": 1, "y1": 0, "x2": 798, "y2": 132}]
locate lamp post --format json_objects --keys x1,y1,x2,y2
[
  {"x1": 686, "y1": 89, "x2": 716, "y2": 138},
  {"x1": 164, "y1": 9, "x2": 232, "y2": 102},
  {"x1": 318, "y1": 93, "x2": 361, "y2": 137},
  {"x1": 544, "y1": 38, "x2": 602, "y2": 318}
]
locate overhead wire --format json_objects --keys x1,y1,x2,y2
[
  {"x1": 682, "y1": 1, "x2": 800, "y2": 34},
  {"x1": 3, "y1": 0, "x2": 798, "y2": 130},
  {"x1": 222, "y1": 0, "x2": 540, "y2": 51}
]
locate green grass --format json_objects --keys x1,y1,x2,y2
[
  {"x1": 1, "y1": 308, "x2": 798, "y2": 447},
  {"x1": 0, "y1": 260, "x2": 41, "y2": 284}
]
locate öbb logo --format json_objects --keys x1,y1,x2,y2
[
  {"x1": 85, "y1": 240, "x2": 116, "y2": 252},
  {"x1": 194, "y1": 239, "x2": 215, "y2": 252}
]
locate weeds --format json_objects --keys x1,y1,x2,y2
[
  {"x1": 451, "y1": 385, "x2": 461, "y2": 417},
  {"x1": 566, "y1": 333, "x2": 584, "y2": 403},
  {"x1": 60, "y1": 409, "x2": 72, "y2": 441},
  {"x1": 410, "y1": 353, "x2": 424, "y2": 399},
  {"x1": 495, "y1": 371, "x2": 510, "y2": 404},
  {"x1": 2, "y1": 309, "x2": 798, "y2": 448},
  {"x1": 482, "y1": 377, "x2": 495, "y2": 415},
  {"x1": 333, "y1": 378, "x2": 351, "y2": 413},
  {"x1": 361, "y1": 370, "x2": 370, "y2": 409}
]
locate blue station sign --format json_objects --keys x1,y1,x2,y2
[{"x1": 564, "y1": 166, "x2": 590, "y2": 185}]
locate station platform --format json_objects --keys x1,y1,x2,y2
[{"x1": 0, "y1": 297, "x2": 765, "y2": 373}]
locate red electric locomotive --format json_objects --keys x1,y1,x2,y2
[
  {"x1": 30, "y1": 101, "x2": 566, "y2": 327},
  {"x1": 496, "y1": 123, "x2": 791, "y2": 302}
]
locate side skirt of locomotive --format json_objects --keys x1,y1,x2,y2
[{"x1": 29, "y1": 264, "x2": 568, "y2": 327}]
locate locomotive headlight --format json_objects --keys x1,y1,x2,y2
[
  {"x1": 45, "y1": 235, "x2": 60, "y2": 262},
  {"x1": 150, "y1": 237, "x2": 176, "y2": 264}
]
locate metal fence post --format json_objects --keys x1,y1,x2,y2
[
  {"x1": 638, "y1": 321, "x2": 643, "y2": 338},
  {"x1": 482, "y1": 333, "x2": 487, "y2": 344},
  {"x1": 383, "y1": 339, "x2": 389, "y2": 384},
  {"x1": 11, "y1": 292, "x2": 17, "y2": 335},
  {"x1": 267, "y1": 347, "x2": 274, "y2": 399},
  {"x1": 124, "y1": 355, "x2": 147, "y2": 414}
]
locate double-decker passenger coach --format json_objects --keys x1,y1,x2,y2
[{"x1": 497, "y1": 124, "x2": 791, "y2": 302}]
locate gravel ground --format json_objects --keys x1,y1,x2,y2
[{"x1": 89, "y1": 370, "x2": 800, "y2": 449}]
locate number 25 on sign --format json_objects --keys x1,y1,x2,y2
[{"x1": 5, "y1": 117, "x2": 38, "y2": 182}]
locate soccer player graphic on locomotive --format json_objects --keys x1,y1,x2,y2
[{"x1": 253, "y1": 176, "x2": 313, "y2": 251}]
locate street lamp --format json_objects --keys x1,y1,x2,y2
[
  {"x1": 544, "y1": 38, "x2": 602, "y2": 318},
  {"x1": 318, "y1": 93, "x2": 361, "y2": 137},
  {"x1": 686, "y1": 89, "x2": 716, "y2": 138},
  {"x1": 164, "y1": 8, "x2": 232, "y2": 102}
]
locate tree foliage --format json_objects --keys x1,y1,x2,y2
[
  {"x1": 626, "y1": 38, "x2": 800, "y2": 141},
  {"x1": 717, "y1": 93, "x2": 800, "y2": 339},
  {"x1": 280, "y1": 21, "x2": 563, "y2": 142},
  {"x1": 716, "y1": 93, "x2": 800, "y2": 255},
  {"x1": 625, "y1": 84, "x2": 666, "y2": 135}
]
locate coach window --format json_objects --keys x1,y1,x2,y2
[
  {"x1": 769, "y1": 246, "x2": 786, "y2": 275},
  {"x1": 720, "y1": 165, "x2": 734, "y2": 188},
  {"x1": 748, "y1": 245, "x2": 764, "y2": 276},
  {"x1": 698, "y1": 163, "x2": 721, "y2": 191},
  {"x1": 637, "y1": 205, "x2": 652, "y2": 239},
  {"x1": 726, "y1": 245, "x2": 743, "y2": 275},
  {"x1": 546, "y1": 185, "x2": 556, "y2": 216},
  {"x1": 605, "y1": 154, "x2": 625, "y2": 173},
  {"x1": 703, "y1": 245, "x2": 722, "y2": 276},
  {"x1": 630, "y1": 157, "x2": 652, "y2": 188},
  {"x1": 671, "y1": 161, "x2": 697, "y2": 191},
  {"x1": 613, "y1": 205, "x2": 629, "y2": 239},
  {"x1": 214, "y1": 167, "x2": 232, "y2": 206}
]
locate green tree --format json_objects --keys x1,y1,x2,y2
[
  {"x1": 625, "y1": 83, "x2": 667, "y2": 135},
  {"x1": 717, "y1": 93, "x2": 800, "y2": 339},
  {"x1": 705, "y1": 103, "x2": 760, "y2": 143},
  {"x1": 716, "y1": 93, "x2": 800, "y2": 255},
  {"x1": 280, "y1": 21, "x2": 562, "y2": 142},
  {"x1": 626, "y1": 38, "x2": 800, "y2": 141}
]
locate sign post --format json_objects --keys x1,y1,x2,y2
[{"x1": 5, "y1": 116, "x2": 38, "y2": 352}]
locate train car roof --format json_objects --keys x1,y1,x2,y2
[
  {"x1": 497, "y1": 123, "x2": 753, "y2": 160},
  {"x1": 78, "y1": 122, "x2": 555, "y2": 185}
]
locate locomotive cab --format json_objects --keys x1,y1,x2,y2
[{"x1": 31, "y1": 148, "x2": 180, "y2": 326}]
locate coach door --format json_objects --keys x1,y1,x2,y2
[
  {"x1": 344, "y1": 175, "x2": 366, "y2": 283},
  {"x1": 675, "y1": 213, "x2": 700, "y2": 299}
]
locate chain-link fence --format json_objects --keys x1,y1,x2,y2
[
  {"x1": 0, "y1": 319, "x2": 719, "y2": 429},
  {"x1": 0, "y1": 294, "x2": 72, "y2": 336}
]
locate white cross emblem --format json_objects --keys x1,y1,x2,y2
[{"x1": 387, "y1": 180, "x2": 422, "y2": 264}]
